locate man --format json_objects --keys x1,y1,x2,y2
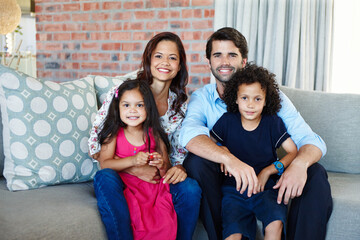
[{"x1": 179, "y1": 27, "x2": 333, "y2": 240}]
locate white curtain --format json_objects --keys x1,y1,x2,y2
[{"x1": 214, "y1": 0, "x2": 333, "y2": 91}]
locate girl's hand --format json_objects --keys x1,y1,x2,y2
[
  {"x1": 257, "y1": 167, "x2": 271, "y2": 192},
  {"x1": 163, "y1": 165, "x2": 187, "y2": 184},
  {"x1": 148, "y1": 152, "x2": 164, "y2": 170},
  {"x1": 132, "y1": 152, "x2": 150, "y2": 167}
]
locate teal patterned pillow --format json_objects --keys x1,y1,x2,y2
[
  {"x1": 0, "y1": 65, "x2": 99, "y2": 191},
  {"x1": 91, "y1": 69, "x2": 138, "y2": 107}
]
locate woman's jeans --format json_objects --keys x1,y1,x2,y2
[{"x1": 93, "y1": 168, "x2": 202, "y2": 240}]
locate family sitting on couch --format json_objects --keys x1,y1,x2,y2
[{"x1": 87, "y1": 28, "x2": 332, "y2": 240}]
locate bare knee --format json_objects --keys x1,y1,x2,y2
[
  {"x1": 225, "y1": 233, "x2": 242, "y2": 240},
  {"x1": 264, "y1": 220, "x2": 283, "y2": 240}
]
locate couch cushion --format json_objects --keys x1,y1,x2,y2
[
  {"x1": 0, "y1": 65, "x2": 99, "y2": 191},
  {"x1": 326, "y1": 172, "x2": 360, "y2": 239},
  {"x1": 0, "y1": 178, "x2": 106, "y2": 240},
  {"x1": 280, "y1": 86, "x2": 360, "y2": 174}
]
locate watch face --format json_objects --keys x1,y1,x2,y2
[{"x1": 276, "y1": 162, "x2": 282, "y2": 168}]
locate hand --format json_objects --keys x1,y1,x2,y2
[
  {"x1": 273, "y1": 160, "x2": 307, "y2": 205},
  {"x1": 132, "y1": 152, "x2": 150, "y2": 167},
  {"x1": 124, "y1": 164, "x2": 160, "y2": 184},
  {"x1": 225, "y1": 157, "x2": 258, "y2": 197},
  {"x1": 163, "y1": 165, "x2": 187, "y2": 184},
  {"x1": 257, "y1": 168, "x2": 271, "y2": 192},
  {"x1": 148, "y1": 152, "x2": 164, "y2": 170},
  {"x1": 220, "y1": 163, "x2": 231, "y2": 177}
]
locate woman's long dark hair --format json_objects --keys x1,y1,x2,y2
[
  {"x1": 137, "y1": 32, "x2": 188, "y2": 118},
  {"x1": 98, "y1": 79, "x2": 170, "y2": 154}
]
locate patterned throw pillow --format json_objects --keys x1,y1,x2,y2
[
  {"x1": 0, "y1": 65, "x2": 99, "y2": 191},
  {"x1": 91, "y1": 69, "x2": 138, "y2": 107}
]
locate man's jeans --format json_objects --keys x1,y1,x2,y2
[{"x1": 93, "y1": 168, "x2": 201, "y2": 240}]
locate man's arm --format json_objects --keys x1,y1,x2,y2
[
  {"x1": 186, "y1": 135, "x2": 258, "y2": 196},
  {"x1": 275, "y1": 91, "x2": 326, "y2": 204}
]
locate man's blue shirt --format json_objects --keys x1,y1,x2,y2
[{"x1": 179, "y1": 83, "x2": 327, "y2": 156}]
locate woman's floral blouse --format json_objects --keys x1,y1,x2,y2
[{"x1": 88, "y1": 84, "x2": 188, "y2": 166}]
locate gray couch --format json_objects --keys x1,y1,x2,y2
[{"x1": 1, "y1": 85, "x2": 360, "y2": 240}]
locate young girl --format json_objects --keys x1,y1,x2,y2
[
  {"x1": 97, "y1": 79, "x2": 177, "y2": 240},
  {"x1": 210, "y1": 63, "x2": 298, "y2": 240}
]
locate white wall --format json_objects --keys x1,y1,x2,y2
[{"x1": 331, "y1": 0, "x2": 360, "y2": 94}]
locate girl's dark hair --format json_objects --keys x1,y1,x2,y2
[
  {"x1": 206, "y1": 27, "x2": 248, "y2": 60},
  {"x1": 137, "y1": 32, "x2": 188, "y2": 118},
  {"x1": 98, "y1": 79, "x2": 170, "y2": 154},
  {"x1": 223, "y1": 63, "x2": 281, "y2": 115}
]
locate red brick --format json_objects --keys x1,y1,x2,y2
[
  {"x1": 103, "y1": 22, "x2": 122, "y2": 31},
  {"x1": 134, "y1": 11, "x2": 155, "y2": 20},
  {"x1": 191, "y1": 64, "x2": 210, "y2": 74},
  {"x1": 101, "y1": 63, "x2": 120, "y2": 71},
  {"x1": 123, "y1": 1, "x2": 144, "y2": 9},
  {"x1": 81, "y1": 62, "x2": 99, "y2": 70},
  {"x1": 44, "y1": 24, "x2": 63, "y2": 32},
  {"x1": 192, "y1": 0, "x2": 214, "y2": 6},
  {"x1": 71, "y1": 32, "x2": 88, "y2": 41},
  {"x1": 64, "y1": 62, "x2": 80, "y2": 70},
  {"x1": 72, "y1": 13, "x2": 90, "y2": 22},
  {"x1": 170, "y1": 21, "x2": 191, "y2": 29},
  {"x1": 189, "y1": 53, "x2": 200, "y2": 62},
  {"x1": 53, "y1": 13, "x2": 71, "y2": 22},
  {"x1": 158, "y1": 10, "x2": 180, "y2": 19},
  {"x1": 113, "y1": 12, "x2": 132, "y2": 21},
  {"x1": 124, "y1": 22, "x2": 144, "y2": 31},
  {"x1": 92, "y1": 13, "x2": 110, "y2": 21},
  {"x1": 81, "y1": 42, "x2": 100, "y2": 50},
  {"x1": 202, "y1": 31, "x2": 213, "y2": 40},
  {"x1": 204, "y1": 9, "x2": 215, "y2": 18},
  {"x1": 103, "y1": 2, "x2": 122, "y2": 10},
  {"x1": 182, "y1": 9, "x2": 202, "y2": 18},
  {"x1": 102, "y1": 43, "x2": 121, "y2": 51},
  {"x1": 146, "y1": 21, "x2": 168, "y2": 30},
  {"x1": 170, "y1": 0, "x2": 190, "y2": 7},
  {"x1": 63, "y1": 23, "x2": 81, "y2": 31},
  {"x1": 182, "y1": 31, "x2": 202, "y2": 40},
  {"x1": 36, "y1": 14, "x2": 52, "y2": 22},
  {"x1": 192, "y1": 42, "x2": 207, "y2": 51},
  {"x1": 133, "y1": 32, "x2": 154, "y2": 41},
  {"x1": 63, "y1": 3, "x2": 80, "y2": 12},
  {"x1": 72, "y1": 53, "x2": 89, "y2": 61},
  {"x1": 37, "y1": 71, "x2": 53, "y2": 79},
  {"x1": 193, "y1": 20, "x2": 213, "y2": 29},
  {"x1": 202, "y1": 76, "x2": 211, "y2": 84},
  {"x1": 82, "y1": 23, "x2": 101, "y2": 31},
  {"x1": 121, "y1": 63, "x2": 140, "y2": 72},
  {"x1": 44, "y1": 43, "x2": 63, "y2": 51},
  {"x1": 122, "y1": 43, "x2": 142, "y2": 51},
  {"x1": 53, "y1": 33, "x2": 71, "y2": 41},
  {"x1": 145, "y1": 0, "x2": 167, "y2": 8},
  {"x1": 111, "y1": 32, "x2": 132, "y2": 41},
  {"x1": 37, "y1": 33, "x2": 52, "y2": 41},
  {"x1": 90, "y1": 32, "x2": 110, "y2": 41},
  {"x1": 44, "y1": 4, "x2": 61, "y2": 12},
  {"x1": 91, "y1": 53, "x2": 111, "y2": 61},
  {"x1": 83, "y1": 2, "x2": 100, "y2": 11}
]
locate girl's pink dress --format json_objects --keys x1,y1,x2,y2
[{"x1": 115, "y1": 128, "x2": 177, "y2": 240}]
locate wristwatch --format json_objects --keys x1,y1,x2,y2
[{"x1": 273, "y1": 161, "x2": 284, "y2": 175}]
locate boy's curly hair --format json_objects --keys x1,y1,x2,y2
[{"x1": 223, "y1": 63, "x2": 281, "y2": 115}]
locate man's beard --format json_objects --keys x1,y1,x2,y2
[{"x1": 210, "y1": 65, "x2": 237, "y2": 83}]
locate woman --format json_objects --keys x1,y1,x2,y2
[{"x1": 89, "y1": 32, "x2": 201, "y2": 240}]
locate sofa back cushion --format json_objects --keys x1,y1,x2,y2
[{"x1": 280, "y1": 86, "x2": 360, "y2": 174}]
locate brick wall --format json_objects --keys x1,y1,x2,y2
[{"x1": 35, "y1": 0, "x2": 215, "y2": 93}]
